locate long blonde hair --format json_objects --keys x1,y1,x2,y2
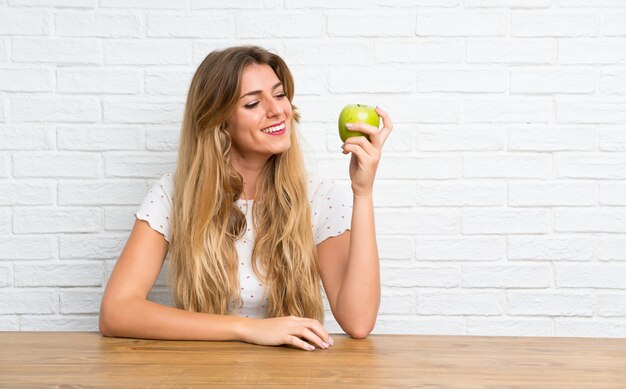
[{"x1": 170, "y1": 46, "x2": 324, "y2": 321}]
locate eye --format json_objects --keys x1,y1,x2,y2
[
  {"x1": 244, "y1": 101, "x2": 259, "y2": 109},
  {"x1": 275, "y1": 92, "x2": 286, "y2": 99}
]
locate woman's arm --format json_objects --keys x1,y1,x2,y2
[
  {"x1": 316, "y1": 107, "x2": 393, "y2": 338},
  {"x1": 100, "y1": 219, "x2": 333, "y2": 350}
]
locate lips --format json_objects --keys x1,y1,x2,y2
[{"x1": 260, "y1": 121, "x2": 286, "y2": 135}]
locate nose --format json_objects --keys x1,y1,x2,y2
[{"x1": 265, "y1": 97, "x2": 283, "y2": 118}]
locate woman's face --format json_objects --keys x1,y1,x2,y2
[{"x1": 225, "y1": 63, "x2": 293, "y2": 164}]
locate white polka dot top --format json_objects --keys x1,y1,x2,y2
[{"x1": 135, "y1": 172, "x2": 352, "y2": 319}]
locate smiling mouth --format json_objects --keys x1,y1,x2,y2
[{"x1": 260, "y1": 121, "x2": 286, "y2": 134}]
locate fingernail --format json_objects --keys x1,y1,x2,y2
[
  {"x1": 321, "y1": 342, "x2": 329, "y2": 349},
  {"x1": 328, "y1": 337, "x2": 334, "y2": 346},
  {"x1": 345, "y1": 123, "x2": 353, "y2": 128},
  {"x1": 308, "y1": 344, "x2": 315, "y2": 351}
]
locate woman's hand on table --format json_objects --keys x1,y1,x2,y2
[{"x1": 238, "y1": 316, "x2": 334, "y2": 351}]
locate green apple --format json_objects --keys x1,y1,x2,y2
[{"x1": 338, "y1": 104, "x2": 380, "y2": 143}]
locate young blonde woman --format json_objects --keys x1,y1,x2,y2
[{"x1": 99, "y1": 46, "x2": 393, "y2": 351}]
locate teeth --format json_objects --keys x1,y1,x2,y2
[{"x1": 261, "y1": 122, "x2": 285, "y2": 133}]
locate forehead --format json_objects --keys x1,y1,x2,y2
[{"x1": 240, "y1": 63, "x2": 281, "y2": 90}]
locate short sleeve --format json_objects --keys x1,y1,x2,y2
[
  {"x1": 310, "y1": 177, "x2": 352, "y2": 245},
  {"x1": 135, "y1": 173, "x2": 174, "y2": 242}
]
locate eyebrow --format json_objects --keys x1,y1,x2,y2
[{"x1": 239, "y1": 82, "x2": 283, "y2": 99}]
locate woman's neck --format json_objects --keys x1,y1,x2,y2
[{"x1": 230, "y1": 153, "x2": 268, "y2": 200}]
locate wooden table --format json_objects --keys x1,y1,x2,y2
[{"x1": 1, "y1": 332, "x2": 625, "y2": 388}]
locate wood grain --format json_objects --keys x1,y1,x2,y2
[{"x1": 0, "y1": 332, "x2": 625, "y2": 388}]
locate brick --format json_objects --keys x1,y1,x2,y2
[
  {"x1": 378, "y1": 156, "x2": 461, "y2": 179},
  {"x1": 194, "y1": 0, "x2": 277, "y2": 8},
  {"x1": 56, "y1": 12, "x2": 141, "y2": 37},
  {"x1": 508, "y1": 181, "x2": 597, "y2": 206},
  {"x1": 416, "y1": 236, "x2": 505, "y2": 261},
  {"x1": 555, "y1": 154, "x2": 626, "y2": 179},
  {"x1": 467, "y1": 318, "x2": 553, "y2": 337},
  {"x1": 379, "y1": 291, "x2": 416, "y2": 315},
  {"x1": 467, "y1": 38, "x2": 556, "y2": 64},
  {"x1": 373, "y1": 180, "x2": 416, "y2": 207},
  {"x1": 375, "y1": 39, "x2": 463, "y2": 64},
  {"x1": 329, "y1": 66, "x2": 413, "y2": 93},
  {"x1": 0, "y1": 155, "x2": 7, "y2": 177},
  {"x1": 559, "y1": 0, "x2": 626, "y2": 7},
  {"x1": 146, "y1": 70, "x2": 194, "y2": 96},
  {"x1": 557, "y1": 264, "x2": 626, "y2": 289},
  {"x1": 289, "y1": 66, "x2": 327, "y2": 96},
  {"x1": 15, "y1": 262, "x2": 102, "y2": 287},
  {"x1": 0, "y1": 38, "x2": 8, "y2": 62},
  {"x1": 416, "y1": 181, "x2": 505, "y2": 206},
  {"x1": 377, "y1": 0, "x2": 460, "y2": 5},
  {"x1": 103, "y1": 98, "x2": 184, "y2": 124},
  {"x1": 12, "y1": 37, "x2": 102, "y2": 64},
  {"x1": 0, "y1": 67, "x2": 53, "y2": 92},
  {"x1": 556, "y1": 98, "x2": 626, "y2": 124},
  {"x1": 20, "y1": 315, "x2": 99, "y2": 331},
  {"x1": 286, "y1": 0, "x2": 365, "y2": 7},
  {"x1": 13, "y1": 153, "x2": 101, "y2": 178},
  {"x1": 464, "y1": 264, "x2": 551, "y2": 288},
  {"x1": 597, "y1": 293, "x2": 626, "y2": 317},
  {"x1": 99, "y1": 0, "x2": 184, "y2": 8},
  {"x1": 464, "y1": 0, "x2": 550, "y2": 7},
  {"x1": 416, "y1": 68, "x2": 507, "y2": 93},
  {"x1": 378, "y1": 235, "x2": 414, "y2": 260},
  {"x1": 0, "y1": 124, "x2": 54, "y2": 150},
  {"x1": 555, "y1": 208, "x2": 626, "y2": 233},
  {"x1": 381, "y1": 265, "x2": 459, "y2": 288},
  {"x1": 0, "y1": 264, "x2": 11, "y2": 286},
  {"x1": 105, "y1": 153, "x2": 176, "y2": 178},
  {"x1": 416, "y1": 124, "x2": 504, "y2": 151},
  {"x1": 12, "y1": 96, "x2": 100, "y2": 123},
  {"x1": 373, "y1": 316, "x2": 465, "y2": 335},
  {"x1": 0, "y1": 10, "x2": 50, "y2": 35},
  {"x1": 378, "y1": 209, "x2": 459, "y2": 235},
  {"x1": 0, "y1": 182, "x2": 53, "y2": 205},
  {"x1": 57, "y1": 125, "x2": 144, "y2": 151},
  {"x1": 508, "y1": 236, "x2": 594, "y2": 261},
  {"x1": 60, "y1": 289, "x2": 102, "y2": 313},
  {"x1": 508, "y1": 125, "x2": 597, "y2": 151},
  {"x1": 57, "y1": 68, "x2": 142, "y2": 94},
  {"x1": 555, "y1": 319, "x2": 626, "y2": 338},
  {"x1": 148, "y1": 14, "x2": 233, "y2": 38},
  {"x1": 0, "y1": 235, "x2": 56, "y2": 260},
  {"x1": 146, "y1": 126, "x2": 180, "y2": 151},
  {"x1": 462, "y1": 208, "x2": 550, "y2": 234},
  {"x1": 511, "y1": 11, "x2": 598, "y2": 37},
  {"x1": 381, "y1": 96, "x2": 460, "y2": 123},
  {"x1": 58, "y1": 179, "x2": 149, "y2": 206},
  {"x1": 601, "y1": 12, "x2": 626, "y2": 36},
  {"x1": 14, "y1": 207, "x2": 101, "y2": 233},
  {"x1": 508, "y1": 292, "x2": 594, "y2": 316},
  {"x1": 419, "y1": 291, "x2": 503, "y2": 315},
  {"x1": 0, "y1": 316, "x2": 19, "y2": 331},
  {"x1": 104, "y1": 206, "x2": 136, "y2": 231},
  {"x1": 9, "y1": 0, "x2": 96, "y2": 6},
  {"x1": 510, "y1": 69, "x2": 597, "y2": 94},
  {"x1": 417, "y1": 11, "x2": 507, "y2": 37},
  {"x1": 60, "y1": 233, "x2": 127, "y2": 259},
  {"x1": 0, "y1": 209, "x2": 10, "y2": 234},
  {"x1": 0, "y1": 97, "x2": 5, "y2": 121},
  {"x1": 599, "y1": 71, "x2": 626, "y2": 95},
  {"x1": 193, "y1": 40, "x2": 285, "y2": 64},
  {"x1": 464, "y1": 154, "x2": 550, "y2": 178},
  {"x1": 237, "y1": 12, "x2": 325, "y2": 38},
  {"x1": 597, "y1": 238, "x2": 626, "y2": 261},
  {"x1": 463, "y1": 97, "x2": 553, "y2": 123},
  {"x1": 104, "y1": 40, "x2": 191, "y2": 65},
  {"x1": 600, "y1": 182, "x2": 626, "y2": 205},
  {"x1": 0, "y1": 290, "x2": 57, "y2": 314},
  {"x1": 328, "y1": 12, "x2": 415, "y2": 37},
  {"x1": 560, "y1": 39, "x2": 626, "y2": 64}
]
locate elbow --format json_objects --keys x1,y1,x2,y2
[
  {"x1": 346, "y1": 326, "x2": 373, "y2": 339},
  {"x1": 99, "y1": 298, "x2": 123, "y2": 338}
]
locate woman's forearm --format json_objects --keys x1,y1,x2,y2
[
  {"x1": 100, "y1": 296, "x2": 246, "y2": 341},
  {"x1": 333, "y1": 192, "x2": 381, "y2": 338}
]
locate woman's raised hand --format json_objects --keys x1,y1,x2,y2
[
  {"x1": 238, "y1": 316, "x2": 334, "y2": 351},
  {"x1": 341, "y1": 106, "x2": 393, "y2": 196}
]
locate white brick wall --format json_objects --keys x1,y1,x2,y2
[{"x1": 1, "y1": 1, "x2": 625, "y2": 338}]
